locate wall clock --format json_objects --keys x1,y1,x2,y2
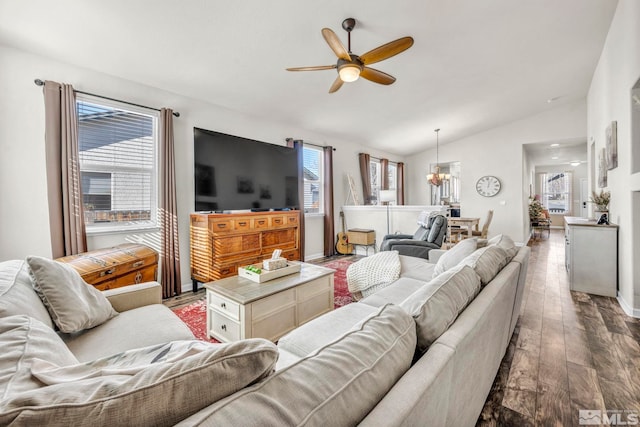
[{"x1": 476, "y1": 175, "x2": 501, "y2": 197}]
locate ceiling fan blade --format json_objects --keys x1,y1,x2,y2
[
  {"x1": 286, "y1": 65, "x2": 337, "y2": 72},
  {"x1": 329, "y1": 76, "x2": 344, "y2": 93},
  {"x1": 322, "y1": 28, "x2": 351, "y2": 61},
  {"x1": 360, "y1": 36, "x2": 414, "y2": 65},
  {"x1": 360, "y1": 67, "x2": 396, "y2": 85}
]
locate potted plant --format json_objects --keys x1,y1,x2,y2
[{"x1": 590, "y1": 190, "x2": 611, "y2": 216}]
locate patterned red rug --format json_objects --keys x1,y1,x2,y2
[{"x1": 172, "y1": 259, "x2": 355, "y2": 343}]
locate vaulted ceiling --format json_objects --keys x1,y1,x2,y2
[{"x1": 0, "y1": 0, "x2": 618, "y2": 155}]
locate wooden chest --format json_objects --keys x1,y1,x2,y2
[{"x1": 56, "y1": 243, "x2": 159, "y2": 291}]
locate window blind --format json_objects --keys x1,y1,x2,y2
[{"x1": 77, "y1": 98, "x2": 158, "y2": 228}]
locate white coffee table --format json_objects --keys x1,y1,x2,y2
[{"x1": 204, "y1": 262, "x2": 335, "y2": 342}]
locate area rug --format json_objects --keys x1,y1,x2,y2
[{"x1": 172, "y1": 259, "x2": 355, "y2": 343}]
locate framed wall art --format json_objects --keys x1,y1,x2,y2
[
  {"x1": 606, "y1": 121, "x2": 617, "y2": 170},
  {"x1": 598, "y1": 147, "x2": 608, "y2": 188}
]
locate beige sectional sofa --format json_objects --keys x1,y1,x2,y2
[{"x1": 0, "y1": 235, "x2": 529, "y2": 426}]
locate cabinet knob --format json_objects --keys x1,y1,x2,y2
[
  {"x1": 221, "y1": 302, "x2": 226, "y2": 309},
  {"x1": 221, "y1": 324, "x2": 227, "y2": 331}
]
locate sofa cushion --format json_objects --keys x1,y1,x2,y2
[
  {"x1": 26, "y1": 256, "x2": 118, "y2": 333},
  {"x1": 0, "y1": 260, "x2": 53, "y2": 329},
  {"x1": 359, "y1": 277, "x2": 427, "y2": 308},
  {"x1": 278, "y1": 302, "x2": 378, "y2": 357},
  {"x1": 398, "y1": 255, "x2": 436, "y2": 281},
  {"x1": 432, "y1": 237, "x2": 478, "y2": 278},
  {"x1": 459, "y1": 245, "x2": 511, "y2": 286},
  {"x1": 0, "y1": 316, "x2": 78, "y2": 399},
  {"x1": 400, "y1": 265, "x2": 481, "y2": 354},
  {"x1": 61, "y1": 304, "x2": 195, "y2": 362},
  {"x1": 179, "y1": 304, "x2": 416, "y2": 426},
  {"x1": 0, "y1": 338, "x2": 278, "y2": 427},
  {"x1": 487, "y1": 234, "x2": 518, "y2": 260}
]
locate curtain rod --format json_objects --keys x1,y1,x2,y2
[
  {"x1": 34, "y1": 79, "x2": 180, "y2": 117},
  {"x1": 305, "y1": 141, "x2": 337, "y2": 151}
]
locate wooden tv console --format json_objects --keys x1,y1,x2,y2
[{"x1": 189, "y1": 211, "x2": 301, "y2": 291}]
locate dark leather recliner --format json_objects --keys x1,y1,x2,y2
[{"x1": 380, "y1": 214, "x2": 448, "y2": 259}]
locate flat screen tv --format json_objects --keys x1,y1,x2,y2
[{"x1": 194, "y1": 128, "x2": 300, "y2": 212}]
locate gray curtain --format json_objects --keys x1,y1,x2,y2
[
  {"x1": 381, "y1": 158, "x2": 389, "y2": 191},
  {"x1": 323, "y1": 146, "x2": 335, "y2": 257},
  {"x1": 285, "y1": 138, "x2": 306, "y2": 260},
  {"x1": 159, "y1": 108, "x2": 182, "y2": 298},
  {"x1": 397, "y1": 162, "x2": 405, "y2": 205},
  {"x1": 358, "y1": 153, "x2": 372, "y2": 205},
  {"x1": 43, "y1": 80, "x2": 87, "y2": 258}
]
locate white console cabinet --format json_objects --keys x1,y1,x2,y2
[{"x1": 564, "y1": 217, "x2": 618, "y2": 297}]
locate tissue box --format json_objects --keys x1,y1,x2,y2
[{"x1": 263, "y1": 257, "x2": 288, "y2": 270}]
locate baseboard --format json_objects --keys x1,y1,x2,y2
[
  {"x1": 304, "y1": 252, "x2": 325, "y2": 261},
  {"x1": 182, "y1": 281, "x2": 196, "y2": 293},
  {"x1": 617, "y1": 293, "x2": 640, "y2": 318}
]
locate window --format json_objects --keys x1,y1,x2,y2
[
  {"x1": 303, "y1": 146, "x2": 323, "y2": 214},
  {"x1": 369, "y1": 159, "x2": 397, "y2": 205},
  {"x1": 539, "y1": 172, "x2": 572, "y2": 214},
  {"x1": 370, "y1": 159, "x2": 381, "y2": 204},
  {"x1": 77, "y1": 96, "x2": 158, "y2": 231}
]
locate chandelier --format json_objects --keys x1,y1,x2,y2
[{"x1": 426, "y1": 128, "x2": 450, "y2": 186}]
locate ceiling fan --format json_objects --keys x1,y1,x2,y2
[{"x1": 286, "y1": 18, "x2": 414, "y2": 93}]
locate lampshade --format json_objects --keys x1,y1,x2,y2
[
  {"x1": 379, "y1": 190, "x2": 396, "y2": 203},
  {"x1": 338, "y1": 64, "x2": 361, "y2": 82}
]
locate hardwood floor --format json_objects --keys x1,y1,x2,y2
[
  {"x1": 477, "y1": 229, "x2": 640, "y2": 426},
  {"x1": 164, "y1": 233, "x2": 640, "y2": 425}
]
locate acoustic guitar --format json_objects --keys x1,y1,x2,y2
[{"x1": 336, "y1": 210, "x2": 354, "y2": 255}]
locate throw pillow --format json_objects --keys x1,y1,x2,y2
[
  {"x1": 26, "y1": 256, "x2": 118, "y2": 333},
  {"x1": 458, "y1": 245, "x2": 511, "y2": 285},
  {"x1": 0, "y1": 260, "x2": 54, "y2": 328},
  {"x1": 0, "y1": 315, "x2": 78, "y2": 399},
  {"x1": 487, "y1": 234, "x2": 518, "y2": 260},
  {"x1": 0, "y1": 338, "x2": 278, "y2": 426},
  {"x1": 183, "y1": 304, "x2": 416, "y2": 426},
  {"x1": 400, "y1": 265, "x2": 481, "y2": 354},
  {"x1": 432, "y1": 237, "x2": 478, "y2": 278}
]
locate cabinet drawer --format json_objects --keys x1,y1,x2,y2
[
  {"x1": 210, "y1": 264, "x2": 237, "y2": 279},
  {"x1": 208, "y1": 292, "x2": 240, "y2": 320},
  {"x1": 262, "y1": 229, "x2": 296, "y2": 249},
  {"x1": 270, "y1": 216, "x2": 286, "y2": 227},
  {"x1": 214, "y1": 234, "x2": 261, "y2": 257},
  {"x1": 210, "y1": 220, "x2": 233, "y2": 232},
  {"x1": 253, "y1": 217, "x2": 270, "y2": 229},
  {"x1": 233, "y1": 218, "x2": 252, "y2": 231},
  {"x1": 210, "y1": 311, "x2": 241, "y2": 342},
  {"x1": 285, "y1": 215, "x2": 299, "y2": 225}
]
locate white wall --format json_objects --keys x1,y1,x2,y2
[
  {"x1": 406, "y1": 100, "x2": 588, "y2": 243},
  {"x1": 587, "y1": 0, "x2": 640, "y2": 315},
  {"x1": 0, "y1": 45, "x2": 403, "y2": 290}
]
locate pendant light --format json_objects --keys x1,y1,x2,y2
[{"x1": 426, "y1": 128, "x2": 450, "y2": 186}]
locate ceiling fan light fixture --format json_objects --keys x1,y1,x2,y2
[{"x1": 338, "y1": 63, "x2": 361, "y2": 82}]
